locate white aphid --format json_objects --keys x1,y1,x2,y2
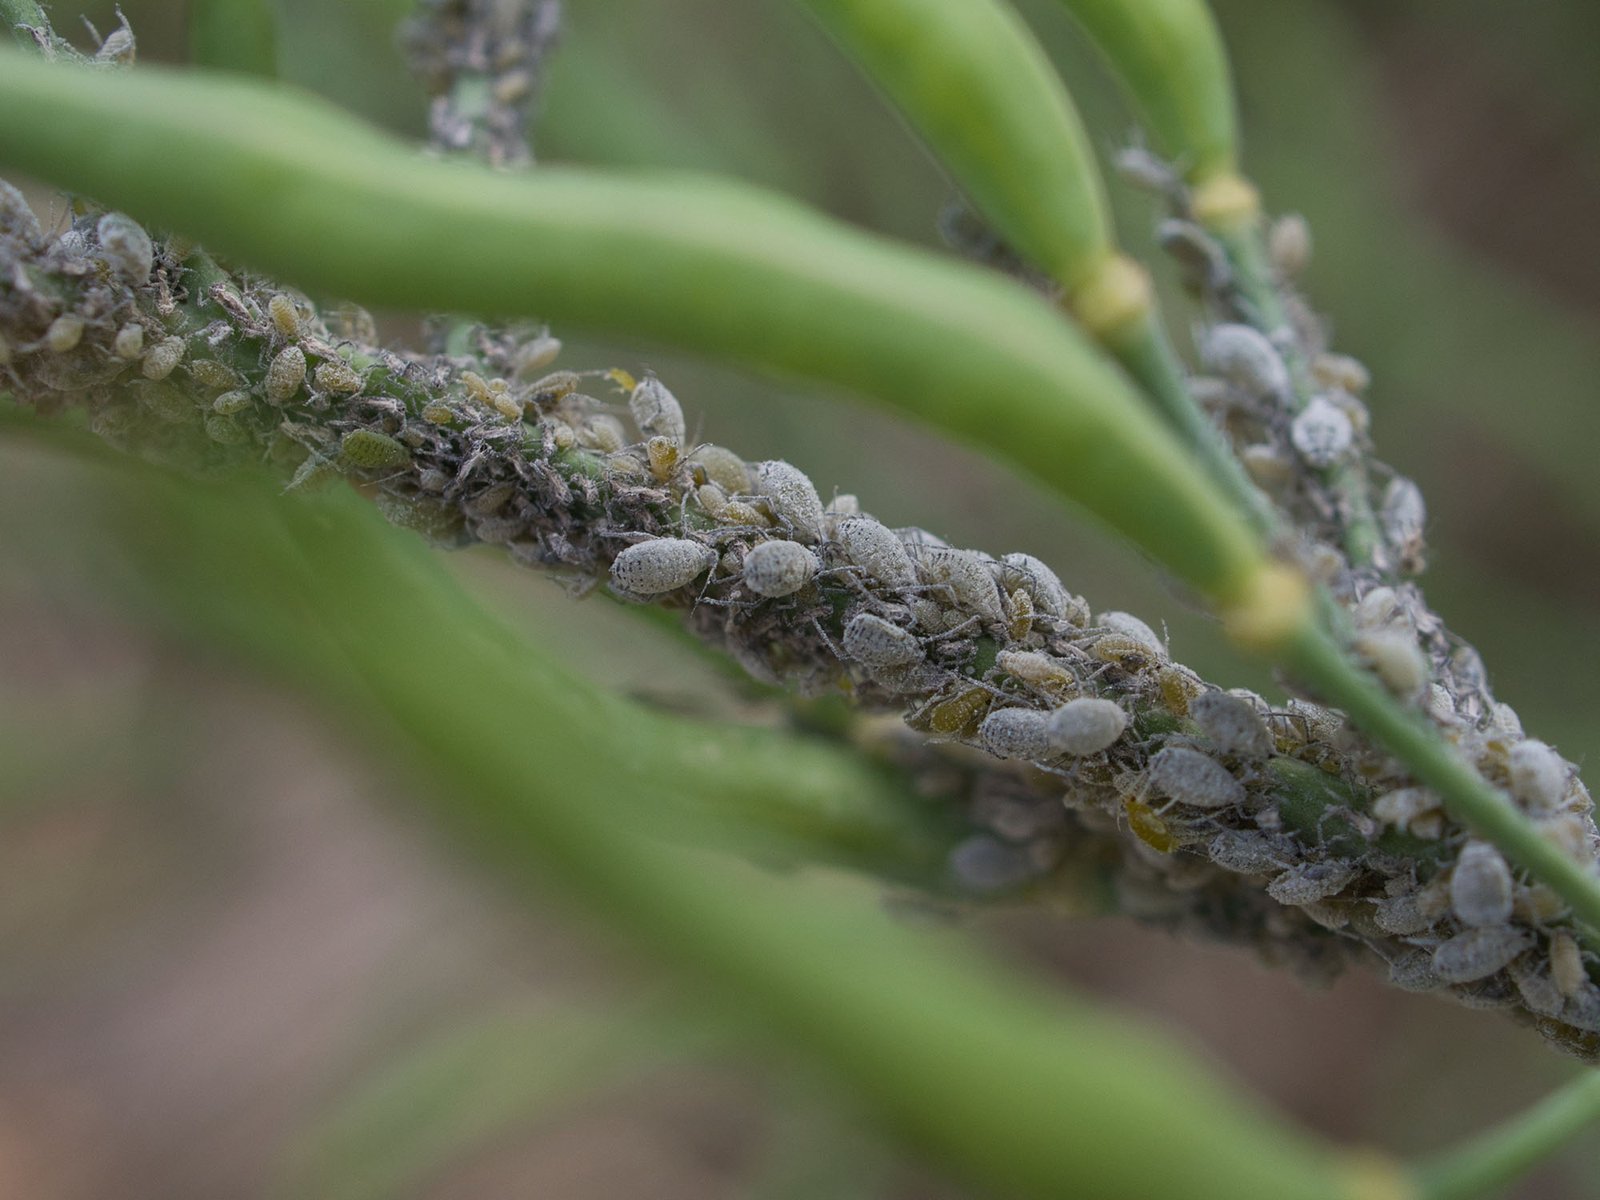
[
  {"x1": 994, "y1": 650, "x2": 1073, "y2": 689},
  {"x1": 1290, "y1": 394, "x2": 1354, "y2": 468},
  {"x1": 1189, "y1": 691, "x2": 1273, "y2": 758},
  {"x1": 1449, "y1": 841, "x2": 1514, "y2": 928},
  {"x1": 609, "y1": 538, "x2": 715, "y2": 595},
  {"x1": 0, "y1": 178, "x2": 42, "y2": 241},
  {"x1": 44, "y1": 314, "x2": 84, "y2": 353},
  {"x1": 1354, "y1": 629, "x2": 1429, "y2": 697},
  {"x1": 1209, "y1": 829, "x2": 1293, "y2": 875},
  {"x1": 837, "y1": 517, "x2": 918, "y2": 588},
  {"x1": 1311, "y1": 351, "x2": 1369, "y2": 394},
  {"x1": 1507, "y1": 957, "x2": 1567, "y2": 1018},
  {"x1": 1563, "y1": 984, "x2": 1600, "y2": 1033},
  {"x1": 1354, "y1": 585, "x2": 1405, "y2": 632},
  {"x1": 980, "y1": 707, "x2": 1063, "y2": 761},
  {"x1": 142, "y1": 335, "x2": 186, "y2": 382},
  {"x1": 1372, "y1": 786, "x2": 1443, "y2": 839},
  {"x1": 1381, "y1": 477, "x2": 1427, "y2": 565},
  {"x1": 1550, "y1": 932, "x2": 1588, "y2": 998},
  {"x1": 628, "y1": 375, "x2": 686, "y2": 442},
  {"x1": 741, "y1": 539, "x2": 817, "y2": 598},
  {"x1": 1097, "y1": 611, "x2": 1166, "y2": 658},
  {"x1": 688, "y1": 444, "x2": 750, "y2": 494},
  {"x1": 918, "y1": 548, "x2": 1005, "y2": 624},
  {"x1": 1508, "y1": 739, "x2": 1568, "y2": 812},
  {"x1": 1146, "y1": 746, "x2": 1244, "y2": 810},
  {"x1": 1268, "y1": 213, "x2": 1312, "y2": 277},
  {"x1": 95, "y1": 212, "x2": 154, "y2": 285},
  {"x1": 1240, "y1": 443, "x2": 1294, "y2": 489},
  {"x1": 1371, "y1": 892, "x2": 1442, "y2": 936},
  {"x1": 1200, "y1": 323, "x2": 1290, "y2": 400},
  {"x1": 893, "y1": 526, "x2": 950, "y2": 551},
  {"x1": 1267, "y1": 861, "x2": 1357, "y2": 906},
  {"x1": 1048, "y1": 698, "x2": 1126, "y2": 755},
  {"x1": 111, "y1": 323, "x2": 145, "y2": 360},
  {"x1": 1431, "y1": 926, "x2": 1533, "y2": 984},
  {"x1": 842, "y1": 613, "x2": 923, "y2": 668},
  {"x1": 752, "y1": 460, "x2": 825, "y2": 543},
  {"x1": 1388, "y1": 950, "x2": 1442, "y2": 993},
  {"x1": 997, "y1": 553, "x2": 1073, "y2": 620}
]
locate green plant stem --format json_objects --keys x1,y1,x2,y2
[
  {"x1": 0, "y1": 46, "x2": 1271, "y2": 607},
  {"x1": 1281, "y1": 619, "x2": 1600, "y2": 942},
  {"x1": 1413, "y1": 1071, "x2": 1600, "y2": 1200}
]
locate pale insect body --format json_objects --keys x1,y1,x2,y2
[
  {"x1": 837, "y1": 516, "x2": 917, "y2": 588},
  {"x1": 1048, "y1": 698, "x2": 1126, "y2": 755},
  {"x1": 1371, "y1": 891, "x2": 1442, "y2": 936},
  {"x1": 1431, "y1": 926, "x2": 1533, "y2": 984},
  {"x1": 142, "y1": 334, "x2": 186, "y2": 381},
  {"x1": 997, "y1": 552, "x2": 1075, "y2": 621},
  {"x1": 1311, "y1": 352, "x2": 1370, "y2": 394},
  {"x1": 0, "y1": 179, "x2": 42, "y2": 241},
  {"x1": 266, "y1": 344, "x2": 306, "y2": 404},
  {"x1": 94, "y1": 212, "x2": 154, "y2": 285},
  {"x1": 44, "y1": 314, "x2": 84, "y2": 353},
  {"x1": 1268, "y1": 213, "x2": 1312, "y2": 277},
  {"x1": 979, "y1": 707, "x2": 1063, "y2": 762},
  {"x1": 689, "y1": 445, "x2": 750, "y2": 494},
  {"x1": 1563, "y1": 985, "x2": 1600, "y2": 1033},
  {"x1": 1199, "y1": 323, "x2": 1289, "y2": 400},
  {"x1": 1508, "y1": 739, "x2": 1568, "y2": 811},
  {"x1": 1550, "y1": 932, "x2": 1589, "y2": 998},
  {"x1": 609, "y1": 538, "x2": 715, "y2": 596},
  {"x1": 1380, "y1": 476, "x2": 1427, "y2": 568},
  {"x1": 1449, "y1": 841, "x2": 1514, "y2": 928},
  {"x1": 1353, "y1": 628, "x2": 1429, "y2": 697},
  {"x1": 1507, "y1": 957, "x2": 1567, "y2": 1018},
  {"x1": 918, "y1": 547, "x2": 1005, "y2": 624},
  {"x1": 1189, "y1": 691, "x2": 1273, "y2": 758},
  {"x1": 627, "y1": 375, "x2": 686, "y2": 442},
  {"x1": 1290, "y1": 394, "x2": 1354, "y2": 468},
  {"x1": 742, "y1": 539, "x2": 817, "y2": 598},
  {"x1": 842, "y1": 612, "x2": 923, "y2": 668},
  {"x1": 752, "y1": 460, "x2": 825, "y2": 544},
  {"x1": 1267, "y1": 861, "x2": 1357, "y2": 906},
  {"x1": 994, "y1": 649, "x2": 1073, "y2": 689},
  {"x1": 340, "y1": 429, "x2": 410, "y2": 469},
  {"x1": 1146, "y1": 746, "x2": 1244, "y2": 810},
  {"x1": 1097, "y1": 611, "x2": 1165, "y2": 658},
  {"x1": 1388, "y1": 950, "x2": 1442, "y2": 993},
  {"x1": 1209, "y1": 829, "x2": 1293, "y2": 875},
  {"x1": 314, "y1": 358, "x2": 364, "y2": 395},
  {"x1": 268, "y1": 293, "x2": 301, "y2": 340},
  {"x1": 1373, "y1": 786, "x2": 1443, "y2": 838}
]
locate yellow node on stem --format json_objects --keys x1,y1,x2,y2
[
  {"x1": 1193, "y1": 172, "x2": 1261, "y2": 232},
  {"x1": 1069, "y1": 253, "x2": 1152, "y2": 340},
  {"x1": 1222, "y1": 561, "x2": 1312, "y2": 654}
]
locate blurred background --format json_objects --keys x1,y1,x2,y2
[{"x1": 3, "y1": 0, "x2": 1599, "y2": 1195}]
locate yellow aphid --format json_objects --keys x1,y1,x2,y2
[
  {"x1": 1157, "y1": 665, "x2": 1203, "y2": 716},
  {"x1": 1007, "y1": 588, "x2": 1034, "y2": 640},
  {"x1": 45, "y1": 313, "x2": 84, "y2": 353},
  {"x1": 646, "y1": 435, "x2": 680, "y2": 481},
  {"x1": 268, "y1": 292, "x2": 301, "y2": 339},
  {"x1": 717, "y1": 499, "x2": 769, "y2": 526},
  {"x1": 696, "y1": 483, "x2": 729, "y2": 517},
  {"x1": 421, "y1": 401, "x2": 457, "y2": 426},
  {"x1": 580, "y1": 414, "x2": 627, "y2": 453},
  {"x1": 606, "y1": 367, "x2": 637, "y2": 391},
  {"x1": 1124, "y1": 798, "x2": 1177, "y2": 854},
  {"x1": 928, "y1": 687, "x2": 990, "y2": 737},
  {"x1": 142, "y1": 335, "x2": 186, "y2": 381},
  {"x1": 547, "y1": 420, "x2": 577, "y2": 449},
  {"x1": 1090, "y1": 634, "x2": 1159, "y2": 674}
]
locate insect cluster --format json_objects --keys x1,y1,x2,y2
[{"x1": 4, "y1": 173, "x2": 1599, "y2": 1062}]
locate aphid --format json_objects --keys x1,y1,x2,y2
[
  {"x1": 212, "y1": 390, "x2": 252, "y2": 415},
  {"x1": 949, "y1": 835, "x2": 1039, "y2": 893},
  {"x1": 421, "y1": 401, "x2": 458, "y2": 426},
  {"x1": 1048, "y1": 698, "x2": 1126, "y2": 755},
  {"x1": 1113, "y1": 146, "x2": 1178, "y2": 193},
  {"x1": 137, "y1": 383, "x2": 191, "y2": 423},
  {"x1": 1240, "y1": 443, "x2": 1294, "y2": 489},
  {"x1": 1199, "y1": 323, "x2": 1289, "y2": 400},
  {"x1": 842, "y1": 612, "x2": 924, "y2": 668},
  {"x1": 919, "y1": 548, "x2": 1005, "y2": 624},
  {"x1": 1311, "y1": 352, "x2": 1370, "y2": 395},
  {"x1": 837, "y1": 516, "x2": 918, "y2": 589},
  {"x1": 1267, "y1": 860, "x2": 1357, "y2": 906},
  {"x1": 646, "y1": 436, "x2": 681, "y2": 481},
  {"x1": 1508, "y1": 957, "x2": 1567, "y2": 1019},
  {"x1": 44, "y1": 314, "x2": 84, "y2": 354},
  {"x1": 1353, "y1": 628, "x2": 1429, "y2": 697},
  {"x1": 826, "y1": 493, "x2": 861, "y2": 518},
  {"x1": 742, "y1": 539, "x2": 817, "y2": 598},
  {"x1": 94, "y1": 17, "x2": 135, "y2": 63},
  {"x1": 752, "y1": 460, "x2": 825, "y2": 543},
  {"x1": 268, "y1": 293, "x2": 301, "y2": 340},
  {"x1": 1156, "y1": 219, "x2": 1230, "y2": 291},
  {"x1": 895, "y1": 526, "x2": 951, "y2": 551},
  {"x1": 511, "y1": 332, "x2": 562, "y2": 377},
  {"x1": 609, "y1": 537, "x2": 715, "y2": 596},
  {"x1": 1208, "y1": 829, "x2": 1290, "y2": 875},
  {"x1": 997, "y1": 552, "x2": 1075, "y2": 620},
  {"x1": 1146, "y1": 746, "x2": 1245, "y2": 810},
  {"x1": 526, "y1": 370, "x2": 581, "y2": 407},
  {"x1": 1508, "y1": 739, "x2": 1568, "y2": 812},
  {"x1": 1550, "y1": 932, "x2": 1589, "y2": 998},
  {"x1": 94, "y1": 212, "x2": 153, "y2": 285},
  {"x1": 204, "y1": 414, "x2": 247, "y2": 445},
  {"x1": 926, "y1": 686, "x2": 991, "y2": 736},
  {"x1": 0, "y1": 178, "x2": 42, "y2": 240},
  {"x1": 266, "y1": 345, "x2": 306, "y2": 404},
  {"x1": 1097, "y1": 611, "x2": 1165, "y2": 658},
  {"x1": 579, "y1": 414, "x2": 627, "y2": 454},
  {"x1": 994, "y1": 649, "x2": 1073, "y2": 691},
  {"x1": 1449, "y1": 841, "x2": 1514, "y2": 928},
  {"x1": 1123, "y1": 798, "x2": 1178, "y2": 854},
  {"x1": 1267, "y1": 213, "x2": 1312, "y2": 277},
  {"x1": 1388, "y1": 950, "x2": 1442, "y2": 993},
  {"x1": 138, "y1": 335, "x2": 186, "y2": 382},
  {"x1": 1537, "y1": 813, "x2": 1595, "y2": 864},
  {"x1": 688, "y1": 445, "x2": 750, "y2": 494},
  {"x1": 314, "y1": 359, "x2": 364, "y2": 395},
  {"x1": 1290, "y1": 394, "x2": 1354, "y2": 468},
  {"x1": 109, "y1": 323, "x2": 144, "y2": 360},
  {"x1": 1354, "y1": 585, "x2": 1405, "y2": 633},
  {"x1": 326, "y1": 302, "x2": 377, "y2": 343},
  {"x1": 1372, "y1": 786, "x2": 1443, "y2": 839},
  {"x1": 980, "y1": 707, "x2": 1063, "y2": 762},
  {"x1": 1431, "y1": 926, "x2": 1532, "y2": 984},
  {"x1": 1005, "y1": 588, "x2": 1034, "y2": 640},
  {"x1": 1189, "y1": 691, "x2": 1273, "y2": 758},
  {"x1": 339, "y1": 429, "x2": 411, "y2": 469},
  {"x1": 1156, "y1": 666, "x2": 1205, "y2": 716},
  {"x1": 462, "y1": 370, "x2": 519, "y2": 419},
  {"x1": 1380, "y1": 476, "x2": 1427, "y2": 571},
  {"x1": 628, "y1": 375, "x2": 686, "y2": 442},
  {"x1": 188, "y1": 359, "x2": 240, "y2": 391},
  {"x1": 1090, "y1": 634, "x2": 1162, "y2": 675}
]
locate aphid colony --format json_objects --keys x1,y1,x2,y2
[{"x1": 4, "y1": 191, "x2": 1599, "y2": 1062}]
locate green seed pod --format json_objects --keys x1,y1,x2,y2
[
  {"x1": 1048, "y1": 0, "x2": 1240, "y2": 186},
  {"x1": 339, "y1": 428, "x2": 411, "y2": 469},
  {"x1": 266, "y1": 344, "x2": 306, "y2": 404},
  {"x1": 797, "y1": 0, "x2": 1113, "y2": 292}
]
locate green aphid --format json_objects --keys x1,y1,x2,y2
[{"x1": 339, "y1": 428, "x2": 411, "y2": 469}]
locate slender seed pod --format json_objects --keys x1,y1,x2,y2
[
  {"x1": 1048, "y1": 0, "x2": 1240, "y2": 186},
  {"x1": 796, "y1": 0, "x2": 1116, "y2": 298}
]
